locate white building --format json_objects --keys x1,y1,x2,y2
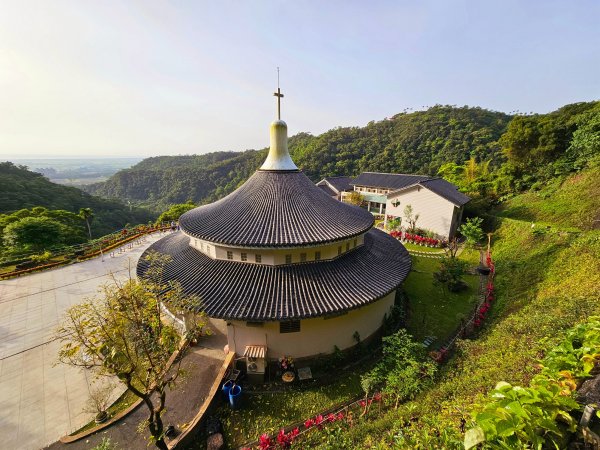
[{"x1": 320, "y1": 172, "x2": 470, "y2": 239}]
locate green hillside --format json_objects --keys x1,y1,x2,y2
[
  {"x1": 298, "y1": 165, "x2": 600, "y2": 448},
  {"x1": 497, "y1": 165, "x2": 600, "y2": 230},
  {"x1": 85, "y1": 105, "x2": 511, "y2": 211},
  {"x1": 0, "y1": 162, "x2": 154, "y2": 237}
]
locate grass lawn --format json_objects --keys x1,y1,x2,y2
[
  {"x1": 212, "y1": 368, "x2": 369, "y2": 449},
  {"x1": 403, "y1": 254, "x2": 480, "y2": 347},
  {"x1": 402, "y1": 242, "x2": 445, "y2": 253}
]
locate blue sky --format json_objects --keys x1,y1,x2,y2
[{"x1": 0, "y1": 0, "x2": 598, "y2": 157}]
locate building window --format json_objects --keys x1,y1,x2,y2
[
  {"x1": 300, "y1": 253, "x2": 307, "y2": 262},
  {"x1": 280, "y1": 320, "x2": 301, "y2": 333},
  {"x1": 255, "y1": 254, "x2": 262, "y2": 263},
  {"x1": 315, "y1": 251, "x2": 321, "y2": 261},
  {"x1": 246, "y1": 321, "x2": 264, "y2": 327},
  {"x1": 227, "y1": 251, "x2": 233, "y2": 260},
  {"x1": 285, "y1": 254, "x2": 292, "y2": 264},
  {"x1": 241, "y1": 252, "x2": 247, "y2": 261},
  {"x1": 346, "y1": 242, "x2": 350, "y2": 252},
  {"x1": 354, "y1": 238, "x2": 357, "y2": 247},
  {"x1": 337, "y1": 246, "x2": 342, "y2": 256}
]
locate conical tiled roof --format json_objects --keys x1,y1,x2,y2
[{"x1": 179, "y1": 170, "x2": 374, "y2": 247}]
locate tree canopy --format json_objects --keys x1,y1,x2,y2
[{"x1": 0, "y1": 162, "x2": 154, "y2": 237}]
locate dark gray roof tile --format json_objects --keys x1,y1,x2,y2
[
  {"x1": 352, "y1": 172, "x2": 431, "y2": 190},
  {"x1": 179, "y1": 170, "x2": 373, "y2": 247},
  {"x1": 137, "y1": 229, "x2": 411, "y2": 321}
]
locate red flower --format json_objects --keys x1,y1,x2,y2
[
  {"x1": 359, "y1": 400, "x2": 367, "y2": 408},
  {"x1": 314, "y1": 414, "x2": 324, "y2": 429},
  {"x1": 373, "y1": 392, "x2": 382, "y2": 402},
  {"x1": 304, "y1": 418, "x2": 314, "y2": 429},
  {"x1": 277, "y1": 429, "x2": 292, "y2": 448},
  {"x1": 259, "y1": 434, "x2": 273, "y2": 450},
  {"x1": 327, "y1": 413, "x2": 336, "y2": 422},
  {"x1": 337, "y1": 412, "x2": 345, "y2": 420}
]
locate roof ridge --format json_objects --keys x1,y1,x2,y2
[{"x1": 361, "y1": 171, "x2": 431, "y2": 177}]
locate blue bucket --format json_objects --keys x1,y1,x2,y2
[
  {"x1": 222, "y1": 380, "x2": 234, "y2": 400},
  {"x1": 228, "y1": 384, "x2": 242, "y2": 410}
]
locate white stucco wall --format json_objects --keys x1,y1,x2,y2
[
  {"x1": 386, "y1": 186, "x2": 460, "y2": 239},
  {"x1": 225, "y1": 291, "x2": 396, "y2": 359},
  {"x1": 186, "y1": 233, "x2": 365, "y2": 265}
]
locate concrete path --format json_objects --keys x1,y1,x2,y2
[
  {"x1": 45, "y1": 318, "x2": 228, "y2": 450},
  {"x1": 0, "y1": 232, "x2": 167, "y2": 450}
]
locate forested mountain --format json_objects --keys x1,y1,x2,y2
[
  {"x1": 85, "y1": 106, "x2": 511, "y2": 211},
  {"x1": 86, "y1": 101, "x2": 599, "y2": 214},
  {"x1": 0, "y1": 162, "x2": 154, "y2": 237}
]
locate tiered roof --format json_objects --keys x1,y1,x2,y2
[
  {"x1": 137, "y1": 230, "x2": 410, "y2": 321},
  {"x1": 137, "y1": 95, "x2": 411, "y2": 321},
  {"x1": 179, "y1": 170, "x2": 373, "y2": 247}
]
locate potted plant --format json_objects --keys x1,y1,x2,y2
[
  {"x1": 279, "y1": 355, "x2": 295, "y2": 382},
  {"x1": 84, "y1": 381, "x2": 116, "y2": 424}
]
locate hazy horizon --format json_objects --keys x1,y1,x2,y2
[{"x1": 1, "y1": 0, "x2": 599, "y2": 158}]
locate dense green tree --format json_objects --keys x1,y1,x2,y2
[
  {"x1": 156, "y1": 203, "x2": 196, "y2": 223},
  {"x1": 3, "y1": 216, "x2": 69, "y2": 252}
]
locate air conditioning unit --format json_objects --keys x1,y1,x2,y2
[{"x1": 244, "y1": 345, "x2": 267, "y2": 375}]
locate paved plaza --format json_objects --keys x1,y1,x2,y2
[{"x1": 0, "y1": 232, "x2": 167, "y2": 450}]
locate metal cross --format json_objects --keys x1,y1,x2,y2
[{"x1": 273, "y1": 67, "x2": 284, "y2": 120}]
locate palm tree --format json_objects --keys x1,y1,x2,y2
[{"x1": 79, "y1": 208, "x2": 94, "y2": 239}]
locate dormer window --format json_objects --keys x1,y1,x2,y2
[
  {"x1": 300, "y1": 253, "x2": 307, "y2": 262},
  {"x1": 315, "y1": 251, "x2": 321, "y2": 261},
  {"x1": 285, "y1": 254, "x2": 292, "y2": 264},
  {"x1": 227, "y1": 251, "x2": 233, "y2": 260},
  {"x1": 255, "y1": 254, "x2": 262, "y2": 263},
  {"x1": 241, "y1": 253, "x2": 247, "y2": 261}
]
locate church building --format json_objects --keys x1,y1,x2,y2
[{"x1": 137, "y1": 89, "x2": 412, "y2": 365}]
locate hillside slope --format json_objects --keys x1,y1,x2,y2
[
  {"x1": 497, "y1": 165, "x2": 600, "y2": 230},
  {"x1": 85, "y1": 105, "x2": 511, "y2": 210},
  {"x1": 301, "y1": 165, "x2": 600, "y2": 448},
  {"x1": 0, "y1": 162, "x2": 154, "y2": 237}
]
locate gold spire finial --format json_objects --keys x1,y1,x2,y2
[{"x1": 273, "y1": 67, "x2": 284, "y2": 120}]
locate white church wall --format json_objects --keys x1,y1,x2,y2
[
  {"x1": 186, "y1": 233, "x2": 365, "y2": 266},
  {"x1": 226, "y1": 291, "x2": 395, "y2": 359},
  {"x1": 386, "y1": 187, "x2": 458, "y2": 239}
]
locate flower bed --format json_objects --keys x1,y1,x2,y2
[
  {"x1": 243, "y1": 393, "x2": 385, "y2": 450},
  {"x1": 389, "y1": 230, "x2": 444, "y2": 248}
]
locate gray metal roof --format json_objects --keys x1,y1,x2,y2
[
  {"x1": 418, "y1": 179, "x2": 471, "y2": 206},
  {"x1": 352, "y1": 172, "x2": 431, "y2": 190},
  {"x1": 318, "y1": 183, "x2": 337, "y2": 197},
  {"x1": 319, "y1": 176, "x2": 354, "y2": 193},
  {"x1": 352, "y1": 172, "x2": 470, "y2": 206},
  {"x1": 137, "y1": 229, "x2": 411, "y2": 321},
  {"x1": 179, "y1": 170, "x2": 374, "y2": 248}
]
